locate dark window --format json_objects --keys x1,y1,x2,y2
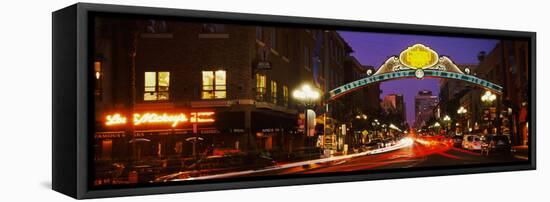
[
  {"x1": 256, "y1": 27, "x2": 263, "y2": 41},
  {"x1": 304, "y1": 46, "x2": 310, "y2": 70},
  {"x1": 270, "y1": 29, "x2": 277, "y2": 50},
  {"x1": 145, "y1": 20, "x2": 168, "y2": 33},
  {"x1": 202, "y1": 24, "x2": 226, "y2": 33}
]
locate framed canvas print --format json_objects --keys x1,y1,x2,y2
[{"x1": 52, "y1": 3, "x2": 536, "y2": 199}]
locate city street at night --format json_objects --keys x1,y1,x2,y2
[
  {"x1": 163, "y1": 135, "x2": 526, "y2": 181},
  {"x1": 272, "y1": 138, "x2": 521, "y2": 175},
  {"x1": 90, "y1": 16, "x2": 531, "y2": 186}
]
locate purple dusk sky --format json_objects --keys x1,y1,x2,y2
[{"x1": 338, "y1": 31, "x2": 499, "y2": 126}]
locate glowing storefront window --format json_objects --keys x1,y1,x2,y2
[
  {"x1": 202, "y1": 70, "x2": 226, "y2": 99},
  {"x1": 144, "y1": 71, "x2": 170, "y2": 101}
]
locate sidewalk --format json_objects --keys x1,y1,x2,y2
[{"x1": 511, "y1": 145, "x2": 529, "y2": 160}]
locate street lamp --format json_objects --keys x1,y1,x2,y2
[
  {"x1": 481, "y1": 91, "x2": 497, "y2": 103},
  {"x1": 356, "y1": 114, "x2": 367, "y2": 120},
  {"x1": 481, "y1": 90, "x2": 497, "y2": 135},
  {"x1": 457, "y1": 106, "x2": 467, "y2": 114},
  {"x1": 457, "y1": 106, "x2": 467, "y2": 134},
  {"x1": 293, "y1": 84, "x2": 321, "y2": 137},
  {"x1": 442, "y1": 115, "x2": 451, "y2": 136},
  {"x1": 293, "y1": 84, "x2": 320, "y2": 106}
]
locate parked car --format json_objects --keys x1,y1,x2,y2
[
  {"x1": 481, "y1": 135, "x2": 512, "y2": 156},
  {"x1": 452, "y1": 135, "x2": 463, "y2": 147},
  {"x1": 382, "y1": 138, "x2": 395, "y2": 147},
  {"x1": 363, "y1": 141, "x2": 380, "y2": 151},
  {"x1": 364, "y1": 140, "x2": 382, "y2": 150},
  {"x1": 462, "y1": 135, "x2": 482, "y2": 151}
]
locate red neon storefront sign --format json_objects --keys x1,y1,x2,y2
[{"x1": 105, "y1": 112, "x2": 215, "y2": 127}]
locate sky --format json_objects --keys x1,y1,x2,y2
[{"x1": 338, "y1": 31, "x2": 499, "y2": 126}]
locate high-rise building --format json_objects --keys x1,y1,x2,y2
[
  {"x1": 381, "y1": 94, "x2": 406, "y2": 127},
  {"x1": 414, "y1": 90, "x2": 439, "y2": 129}
]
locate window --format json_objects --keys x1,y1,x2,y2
[
  {"x1": 202, "y1": 70, "x2": 227, "y2": 99},
  {"x1": 284, "y1": 33, "x2": 290, "y2": 57},
  {"x1": 202, "y1": 24, "x2": 226, "y2": 33},
  {"x1": 304, "y1": 46, "x2": 310, "y2": 70},
  {"x1": 318, "y1": 59, "x2": 324, "y2": 79},
  {"x1": 271, "y1": 80, "x2": 277, "y2": 104},
  {"x1": 256, "y1": 74, "x2": 267, "y2": 101},
  {"x1": 94, "y1": 61, "x2": 102, "y2": 99},
  {"x1": 144, "y1": 71, "x2": 170, "y2": 101},
  {"x1": 145, "y1": 20, "x2": 168, "y2": 33},
  {"x1": 283, "y1": 85, "x2": 288, "y2": 107},
  {"x1": 270, "y1": 29, "x2": 277, "y2": 50},
  {"x1": 256, "y1": 27, "x2": 263, "y2": 41}
]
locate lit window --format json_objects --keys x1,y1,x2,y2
[
  {"x1": 256, "y1": 74, "x2": 266, "y2": 101},
  {"x1": 283, "y1": 85, "x2": 288, "y2": 107},
  {"x1": 202, "y1": 70, "x2": 226, "y2": 99},
  {"x1": 271, "y1": 80, "x2": 277, "y2": 104},
  {"x1": 94, "y1": 61, "x2": 102, "y2": 98},
  {"x1": 144, "y1": 71, "x2": 170, "y2": 101}
]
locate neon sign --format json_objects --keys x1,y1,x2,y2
[
  {"x1": 106, "y1": 113, "x2": 127, "y2": 126},
  {"x1": 399, "y1": 44, "x2": 439, "y2": 69},
  {"x1": 105, "y1": 112, "x2": 215, "y2": 127}
]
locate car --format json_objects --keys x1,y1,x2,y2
[
  {"x1": 451, "y1": 135, "x2": 463, "y2": 147},
  {"x1": 364, "y1": 140, "x2": 381, "y2": 150},
  {"x1": 366, "y1": 139, "x2": 386, "y2": 149},
  {"x1": 382, "y1": 138, "x2": 395, "y2": 147},
  {"x1": 481, "y1": 135, "x2": 512, "y2": 156},
  {"x1": 462, "y1": 135, "x2": 482, "y2": 151}
]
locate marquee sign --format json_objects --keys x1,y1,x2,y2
[
  {"x1": 399, "y1": 44, "x2": 439, "y2": 69},
  {"x1": 328, "y1": 44, "x2": 503, "y2": 100},
  {"x1": 105, "y1": 112, "x2": 215, "y2": 127}
]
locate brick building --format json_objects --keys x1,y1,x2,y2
[{"x1": 92, "y1": 16, "x2": 359, "y2": 172}]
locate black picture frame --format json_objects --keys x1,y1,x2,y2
[{"x1": 52, "y1": 3, "x2": 536, "y2": 199}]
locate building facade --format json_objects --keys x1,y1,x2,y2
[
  {"x1": 474, "y1": 41, "x2": 530, "y2": 145},
  {"x1": 380, "y1": 94, "x2": 407, "y2": 128},
  {"x1": 414, "y1": 90, "x2": 439, "y2": 129},
  {"x1": 92, "y1": 16, "x2": 364, "y2": 184}
]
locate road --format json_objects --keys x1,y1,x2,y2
[
  {"x1": 241, "y1": 138, "x2": 522, "y2": 177},
  {"x1": 165, "y1": 136, "x2": 525, "y2": 181}
]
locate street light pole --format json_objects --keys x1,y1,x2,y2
[
  {"x1": 457, "y1": 106, "x2": 467, "y2": 134},
  {"x1": 481, "y1": 90, "x2": 497, "y2": 134},
  {"x1": 293, "y1": 84, "x2": 321, "y2": 149},
  {"x1": 443, "y1": 115, "x2": 451, "y2": 136}
]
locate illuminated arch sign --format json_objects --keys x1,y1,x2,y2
[
  {"x1": 105, "y1": 112, "x2": 215, "y2": 127},
  {"x1": 328, "y1": 44, "x2": 503, "y2": 100}
]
